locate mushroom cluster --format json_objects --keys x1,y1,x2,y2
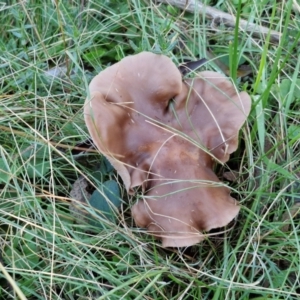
[{"x1": 84, "y1": 52, "x2": 251, "y2": 247}]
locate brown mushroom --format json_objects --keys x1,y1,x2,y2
[{"x1": 84, "y1": 52, "x2": 251, "y2": 247}]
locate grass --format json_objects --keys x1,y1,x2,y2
[{"x1": 0, "y1": 0, "x2": 300, "y2": 299}]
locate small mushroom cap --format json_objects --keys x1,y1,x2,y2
[
  {"x1": 175, "y1": 71, "x2": 251, "y2": 163},
  {"x1": 131, "y1": 137, "x2": 240, "y2": 247},
  {"x1": 84, "y1": 52, "x2": 251, "y2": 247}
]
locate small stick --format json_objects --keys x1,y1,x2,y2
[{"x1": 156, "y1": 0, "x2": 282, "y2": 43}]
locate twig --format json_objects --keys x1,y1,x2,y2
[{"x1": 156, "y1": 0, "x2": 282, "y2": 43}]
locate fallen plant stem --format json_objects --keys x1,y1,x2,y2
[{"x1": 156, "y1": 0, "x2": 282, "y2": 43}]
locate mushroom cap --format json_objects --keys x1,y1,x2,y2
[
  {"x1": 85, "y1": 52, "x2": 182, "y2": 191},
  {"x1": 131, "y1": 137, "x2": 240, "y2": 247},
  {"x1": 84, "y1": 52, "x2": 251, "y2": 247}
]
